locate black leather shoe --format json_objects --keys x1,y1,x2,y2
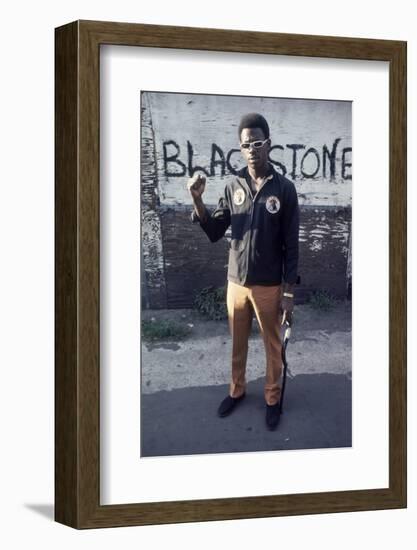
[
  {"x1": 266, "y1": 402, "x2": 281, "y2": 430},
  {"x1": 217, "y1": 394, "x2": 246, "y2": 417}
]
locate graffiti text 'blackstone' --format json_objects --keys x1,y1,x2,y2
[{"x1": 163, "y1": 138, "x2": 352, "y2": 181}]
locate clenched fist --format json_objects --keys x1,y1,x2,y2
[{"x1": 187, "y1": 173, "x2": 206, "y2": 200}]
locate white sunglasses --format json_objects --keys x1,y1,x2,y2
[{"x1": 240, "y1": 139, "x2": 269, "y2": 150}]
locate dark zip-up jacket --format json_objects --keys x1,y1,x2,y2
[{"x1": 191, "y1": 164, "x2": 299, "y2": 286}]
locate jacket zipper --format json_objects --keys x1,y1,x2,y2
[{"x1": 237, "y1": 173, "x2": 273, "y2": 283}]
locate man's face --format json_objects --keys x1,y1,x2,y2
[{"x1": 240, "y1": 127, "x2": 271, "y2": 171}]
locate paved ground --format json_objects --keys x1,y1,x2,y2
[{"x1": 141, "y1": 302, "x2": 351, "y2": 457}]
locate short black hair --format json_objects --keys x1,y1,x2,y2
[{"x1": 238, "y1": 113, "x2": 270, "y2": 140}]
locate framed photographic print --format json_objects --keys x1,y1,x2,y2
[{"x1": 55, "y1": 20, "x2": 406, "y2": 528}]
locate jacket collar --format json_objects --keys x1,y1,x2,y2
[
  {"x1": 237, "y1": 164, "x2": 275, "y2": 199},
  {"x1": 238, "y1": 163, "x2": 275, "y2": 182}
]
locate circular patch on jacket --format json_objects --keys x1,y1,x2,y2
[
  {"x1": 266, "y1": 195, "x2": 280, "y2": 213},
  {"x1": 233, "y1": 188, "x2": 246, "y2": 206}
]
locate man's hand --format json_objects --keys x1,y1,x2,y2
[
  {"x1": 281, "y1": 296, "x2": 294, "y2": 326},
  {"x1": 187, "y1": 173, "x2": 206, "y2": 200},
  {"x1": 281, "y1": 285, "x2": 295, "y2": 326}
]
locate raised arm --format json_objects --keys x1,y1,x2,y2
[
  {"x1": 188, "y1": 173, "x2": 208, "y2": 223},
  {"x1": 188, "y1": 174, "x2": 231, "y2": 243}
]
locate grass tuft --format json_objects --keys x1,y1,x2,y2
[
  {"x1": 193, "y1": 286, "x2": 228, "y2": 320},
  {"x1": 308, "y1": 290, "x2": 336, "y2": 311},
  {"x1": 141, "y1": 319, "x2": 191, "y2": 342}
]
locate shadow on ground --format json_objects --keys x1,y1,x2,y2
[
  {"x1": 24, "y1": 504, "x2": 54, "y2": 521},
  {"x1": 141, "y1": 373, "x2": 351, "y2": 457}
]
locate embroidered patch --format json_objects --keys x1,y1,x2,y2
[
  {"x1": 266, "y1": 195, "x2": 280, "y2": 214},
  {"x1": 233, "y1": 188, "x2": 246, "y2": 206}
]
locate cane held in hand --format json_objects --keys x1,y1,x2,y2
[{"x1": 279, "y1": 312, "x2": 292, "y2": 413}]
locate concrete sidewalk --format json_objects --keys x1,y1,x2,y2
[{"x1": 141, "y1": 302, "x2": 351, "y2": 457}]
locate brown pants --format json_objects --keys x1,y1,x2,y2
[{"x1": 226, "y1": 281, "x2": 283, "y2": 406}]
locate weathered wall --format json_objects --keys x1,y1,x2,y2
[
  {"x1": 141, "y1": 93, "x2": 168, "y2": 308},
  {"x1": 141, "y1": 91, "x2": 352, "y2": 308}
]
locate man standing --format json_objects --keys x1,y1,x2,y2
[{"x1": 188, "y1": 113, "x2": 299, "y2": 430}]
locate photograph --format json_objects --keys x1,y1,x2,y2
[
  {"x1": 0, "y1": 0, "x2": 411, "y2": 542},
  {"x1": 140, "y1": 91, "x2": 352, "y2": 457},
  {"x1": 53, "y1": 19, "x2": 406, "y2": 528}
]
